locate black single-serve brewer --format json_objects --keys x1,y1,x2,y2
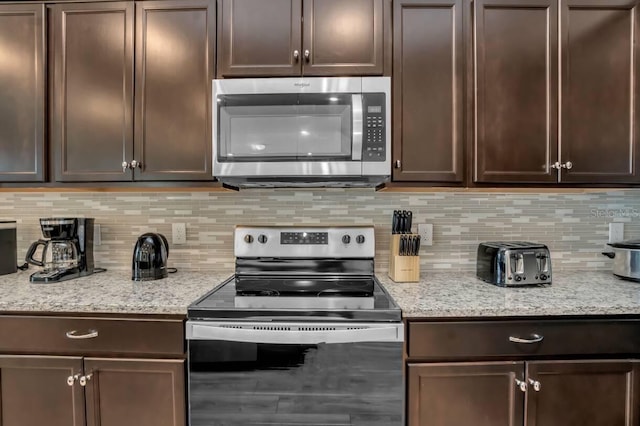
[{"x1": 26, "y1": 218, "x2": 96, "y2": 283}]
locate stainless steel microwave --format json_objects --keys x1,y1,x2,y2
[{"x1": 212, "y1": 77, "x2": 390, "y2": 188}]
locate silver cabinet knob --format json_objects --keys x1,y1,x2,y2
[
  {"x1": 130, "y1": 160, "x2": 141, "y2": 169},
  {"x1": 79, "y1": 373, "x2": 93, "y2": 387},
  {"x1": 67, "y1": 374, "x2": 81, "y2": 386},
  {"x1": 395, "y1": 160, "x2": 401, "y2": 169},
  {"x1": 304, "y1": 49, "x2": 310, "y2": 61},
  {"x1": 293, "y1": 50, "x2": 300, "y2": 61},
  {"x1": 563, "y1": 161, "x2": 573, "y2": 170},
  {"x1": 528, "y1": 378, "x2": 542, "y2": 392},
  {"x1": 550, "y1": 161, "x2": 561, "y2": 170},
  {"x1": 122, "y1": 161, "x2": 130, "y2": 172},
  {"x1": 515, "y1": 378, "x2": 527, "y2": 392}
]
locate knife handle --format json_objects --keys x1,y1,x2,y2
[{"x1": 406, "y1": 211, "x2": 413, "y2": 234}]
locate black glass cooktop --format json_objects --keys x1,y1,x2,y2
[{"x1": 188, "y1": 275, "x2": 401, "y2": 322}]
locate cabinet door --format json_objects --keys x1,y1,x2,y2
[
  {"x1": 217, "y1": 0, "x2": 302, "y2": 77},
  {"x1": 0, "y1": 4, "x2": 45, "y2": 183},
  {"x1": 526, "y1": 360, "x2": 640, "y2": 426},
  {"x1": 0, "y1": 355, "x2": 84, "y2": 426},
  {"x1": 134, "y1": 0, "x2": 215, "y2": 181},
  {"x1": 51, "y1": 2, "x2": 134, "y2": 182},
  {"x1": 474, "y1": 0, "x2": 558, "y2": 183},
  {"x1": 407, "y1": 362, "x2": 524, "y2": 426},
  {"x1": 392, "y1": 0, "x2": 464, "y2": 182},
  {"x1": 560, "y1": 0, "x2": 640, "y2": 183},
  {"x1": 302, "y1": 0, "x2": 384, "y2": 76},
  {"x1": 84, "y1": 358, "x2": 185, "y2": 426}
]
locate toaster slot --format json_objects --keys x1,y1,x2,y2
[
  {"x1": 510, "y1": 253, "x2": 524, "y2": 274},
  {"x1": 536, "y1": 252, "x2": 549, "y2": 273}
]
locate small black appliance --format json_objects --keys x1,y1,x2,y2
[
  {"x1": 477, "y1": 241, "x2": 552, "y2": 286},
  {"x1": 26, "y1": 218, "x2": 96, "y2": 283},
  {"x1": 0, "y1": 221, "x2": 17, "y2": 276},
  {"x1": 132, "y1": 233, "x2": 169, "y2": 281}
]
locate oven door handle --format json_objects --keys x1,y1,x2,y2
[{"x1": 187, "y1": 322, "x2": 404, "y2": 344}]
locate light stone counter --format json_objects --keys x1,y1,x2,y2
[
  {"x1": 380, "y1": 270, "x2": 640, "y2": 318},
  {"x1": 0, "y1": 270, "x2": 232, "y2": 315},
  {"x1": 2, "y1": 269, "x2": 638, "y2": 318}
]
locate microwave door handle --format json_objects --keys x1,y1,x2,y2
[{"x1": 352, "y1": 94, "x2": 363, "y2": 161}]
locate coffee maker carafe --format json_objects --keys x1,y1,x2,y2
[{"x1": 26, "y1": 218, "x2": 95, "y2": 283}]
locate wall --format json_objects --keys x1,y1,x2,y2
[{"x1": 1, "y1": 189, "x2": 639, "y2": 273}]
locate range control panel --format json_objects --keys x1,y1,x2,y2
[
  {"x1": 362, "y1": 93, "x2": 386, "y2": 162},
  {"x1": 235, "y1": 226, "x2": 375, "y2": 258},
  {"x1": 281, "y1": 232, "x2": 329, "y2": 245}
]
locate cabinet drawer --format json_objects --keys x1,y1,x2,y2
[
  {"x1": 407, "y1": 318, "x2": 640, "y2": 360},
  {"x1": 0, "y1": 316, "x2": 184, "y2": 357}
]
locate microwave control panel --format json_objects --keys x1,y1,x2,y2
[{"x1": 362, "y1": 93, "x2": 386, "y2": 162}]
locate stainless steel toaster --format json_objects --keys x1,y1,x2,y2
[{"x1": 476, "y1": 241, "x2": 551, "y2": 286}]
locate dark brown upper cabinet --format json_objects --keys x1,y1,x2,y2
[
  {"x1": 559, "y1": 0, "x2": 640, "y2": 183},
  {"x1": 474, "y1": 0, "x2": 558, "y2": 184},
  {"x1": 392, "y1": 0, "x2": 465, "y2": 183},
  {"x1": 51, "y1": 2, "x2": 135, "y2": 182},
  {"x1": 217, "y1": 0, "x2": 387, "y2": 77},
  {"x1": 51, "y1": 0, "x2": 215, "y2": 183},
  {"x1": 134, "y1": 0, "x2": 215, "y2": 181},
  {"x1": 0, "y1": 4, "x2": 46, "y2": 183},
  {"x1": 474, "y1": 0, "x2": 640, "y2": 184}
]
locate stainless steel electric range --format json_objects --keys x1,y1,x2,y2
[{"x1": 186, "y1": 226, "x2": 404, "y2": 426}]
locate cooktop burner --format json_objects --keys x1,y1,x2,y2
[{"x1": 188, "y1": 275, "x2": 400, "y2": 322}]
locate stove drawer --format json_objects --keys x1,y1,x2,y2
[
  {"x1": 0, "y1": 315, "x2": 184, "y2": 357},
  {"x1": 407, "y1": 318, "x2": 640, "y2": 360}
]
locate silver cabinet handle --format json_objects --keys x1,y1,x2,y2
[
  {"x1": 528, "y1": 378, "x2": 542, "y2": 392},
  {"x1": 304, "y1": 49, "x2": 310, "y2": 61},
  {"x1": 515, "y1": 378, "x2": 527, "y2": 392},
  {"x1": 66, "y1": 373, "x2": 81, "y2": 386},
  {"x1": 562, "y1": 161, "x2": 573, "y2": 170},
  {"x1": 130, "y1": 160, "x2": 141, "y2": 169},
  {"x1": 550, "y1": 161, "x2": 561, "y2": 169},
  {"x1": 122, "y1": 161, "x2": 130, "y2": 172},
  {"x1": 509, "y1": 334, "x2": 544, "y2": 344},
  {"x1": 79, "y1": 373, "x2": 93, "y2": 387},
  {"x1": 66, "y1": 329, "x2": 99, "y2": 339},
  {"x1": 293, "y1": 50, "x2": 300, "y2": 61},
  {"x1": 395, "y1": 160, "x2": 401, "y2": 169}
]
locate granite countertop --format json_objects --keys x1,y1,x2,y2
[
  {"x1": 0, "y1": 270, "x2": 232, "y2": 316},
  {"x1": 380, "y1": 270, "x2": 640, "y2": 318},
  {"x1": 2, "y1": 268, "x2": 640, "y2": 319}
]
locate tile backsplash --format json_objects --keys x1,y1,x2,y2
[{"x1": 1, "y1": 189, "x2": 639, "y2": 273}]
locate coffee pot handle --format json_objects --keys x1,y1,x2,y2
[{"x1": 25, "y1": 239, "x2": 48, "y2": 267}]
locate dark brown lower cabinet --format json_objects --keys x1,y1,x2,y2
[
  {"x1": 84, "y1": 358, "x2": 185, "y2": 426},
  {"x1": 0, "y1": 355, "x2": 184, "y2": 426},
  {"x1": 0, "y1": 316, "x2": 186, "y2": 426},
  {"x1": 0, "y1": 356, "x2": 85, "y2": 426},
  {"x1": 408, "y1": 359, "x2": 639, "y2": 426},
  {"x1": 0, "y1": 355, "x2": 185, "y2": 426},
  {"x1": 408, "y1": 362, "x2": 523, "y2": 426}
]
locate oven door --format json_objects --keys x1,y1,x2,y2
[
  {"x1": 187, "y1": 321, "x2": 404, "y2": 426},
  {"x1": 213, "y1": 77, "x2": 364, "y2": 178}
]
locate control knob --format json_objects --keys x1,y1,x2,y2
[
  {"x1": 257, "y1": 234, "x2": 268, "y2": 244},
  {"x1": 356, "y1": 235, "x2": 366, "y2": 244},
  {"x1": 244, "y1": 234, "x2": 254, "y2": 244},
  {"x1": 342, "y1": 235, "x2": 351, "y2": 244}
]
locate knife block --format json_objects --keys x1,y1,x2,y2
[{"x1": 388, "y1": 234, "x2": 420, "y2": 282}]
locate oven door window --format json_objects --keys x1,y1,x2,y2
[{"x1": 217, "y1": 94, "x2": 354, "y2": 162}]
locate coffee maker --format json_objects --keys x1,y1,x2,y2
[{"x1": 25, "y1": 218, "x2": 95, "y2": 283}]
